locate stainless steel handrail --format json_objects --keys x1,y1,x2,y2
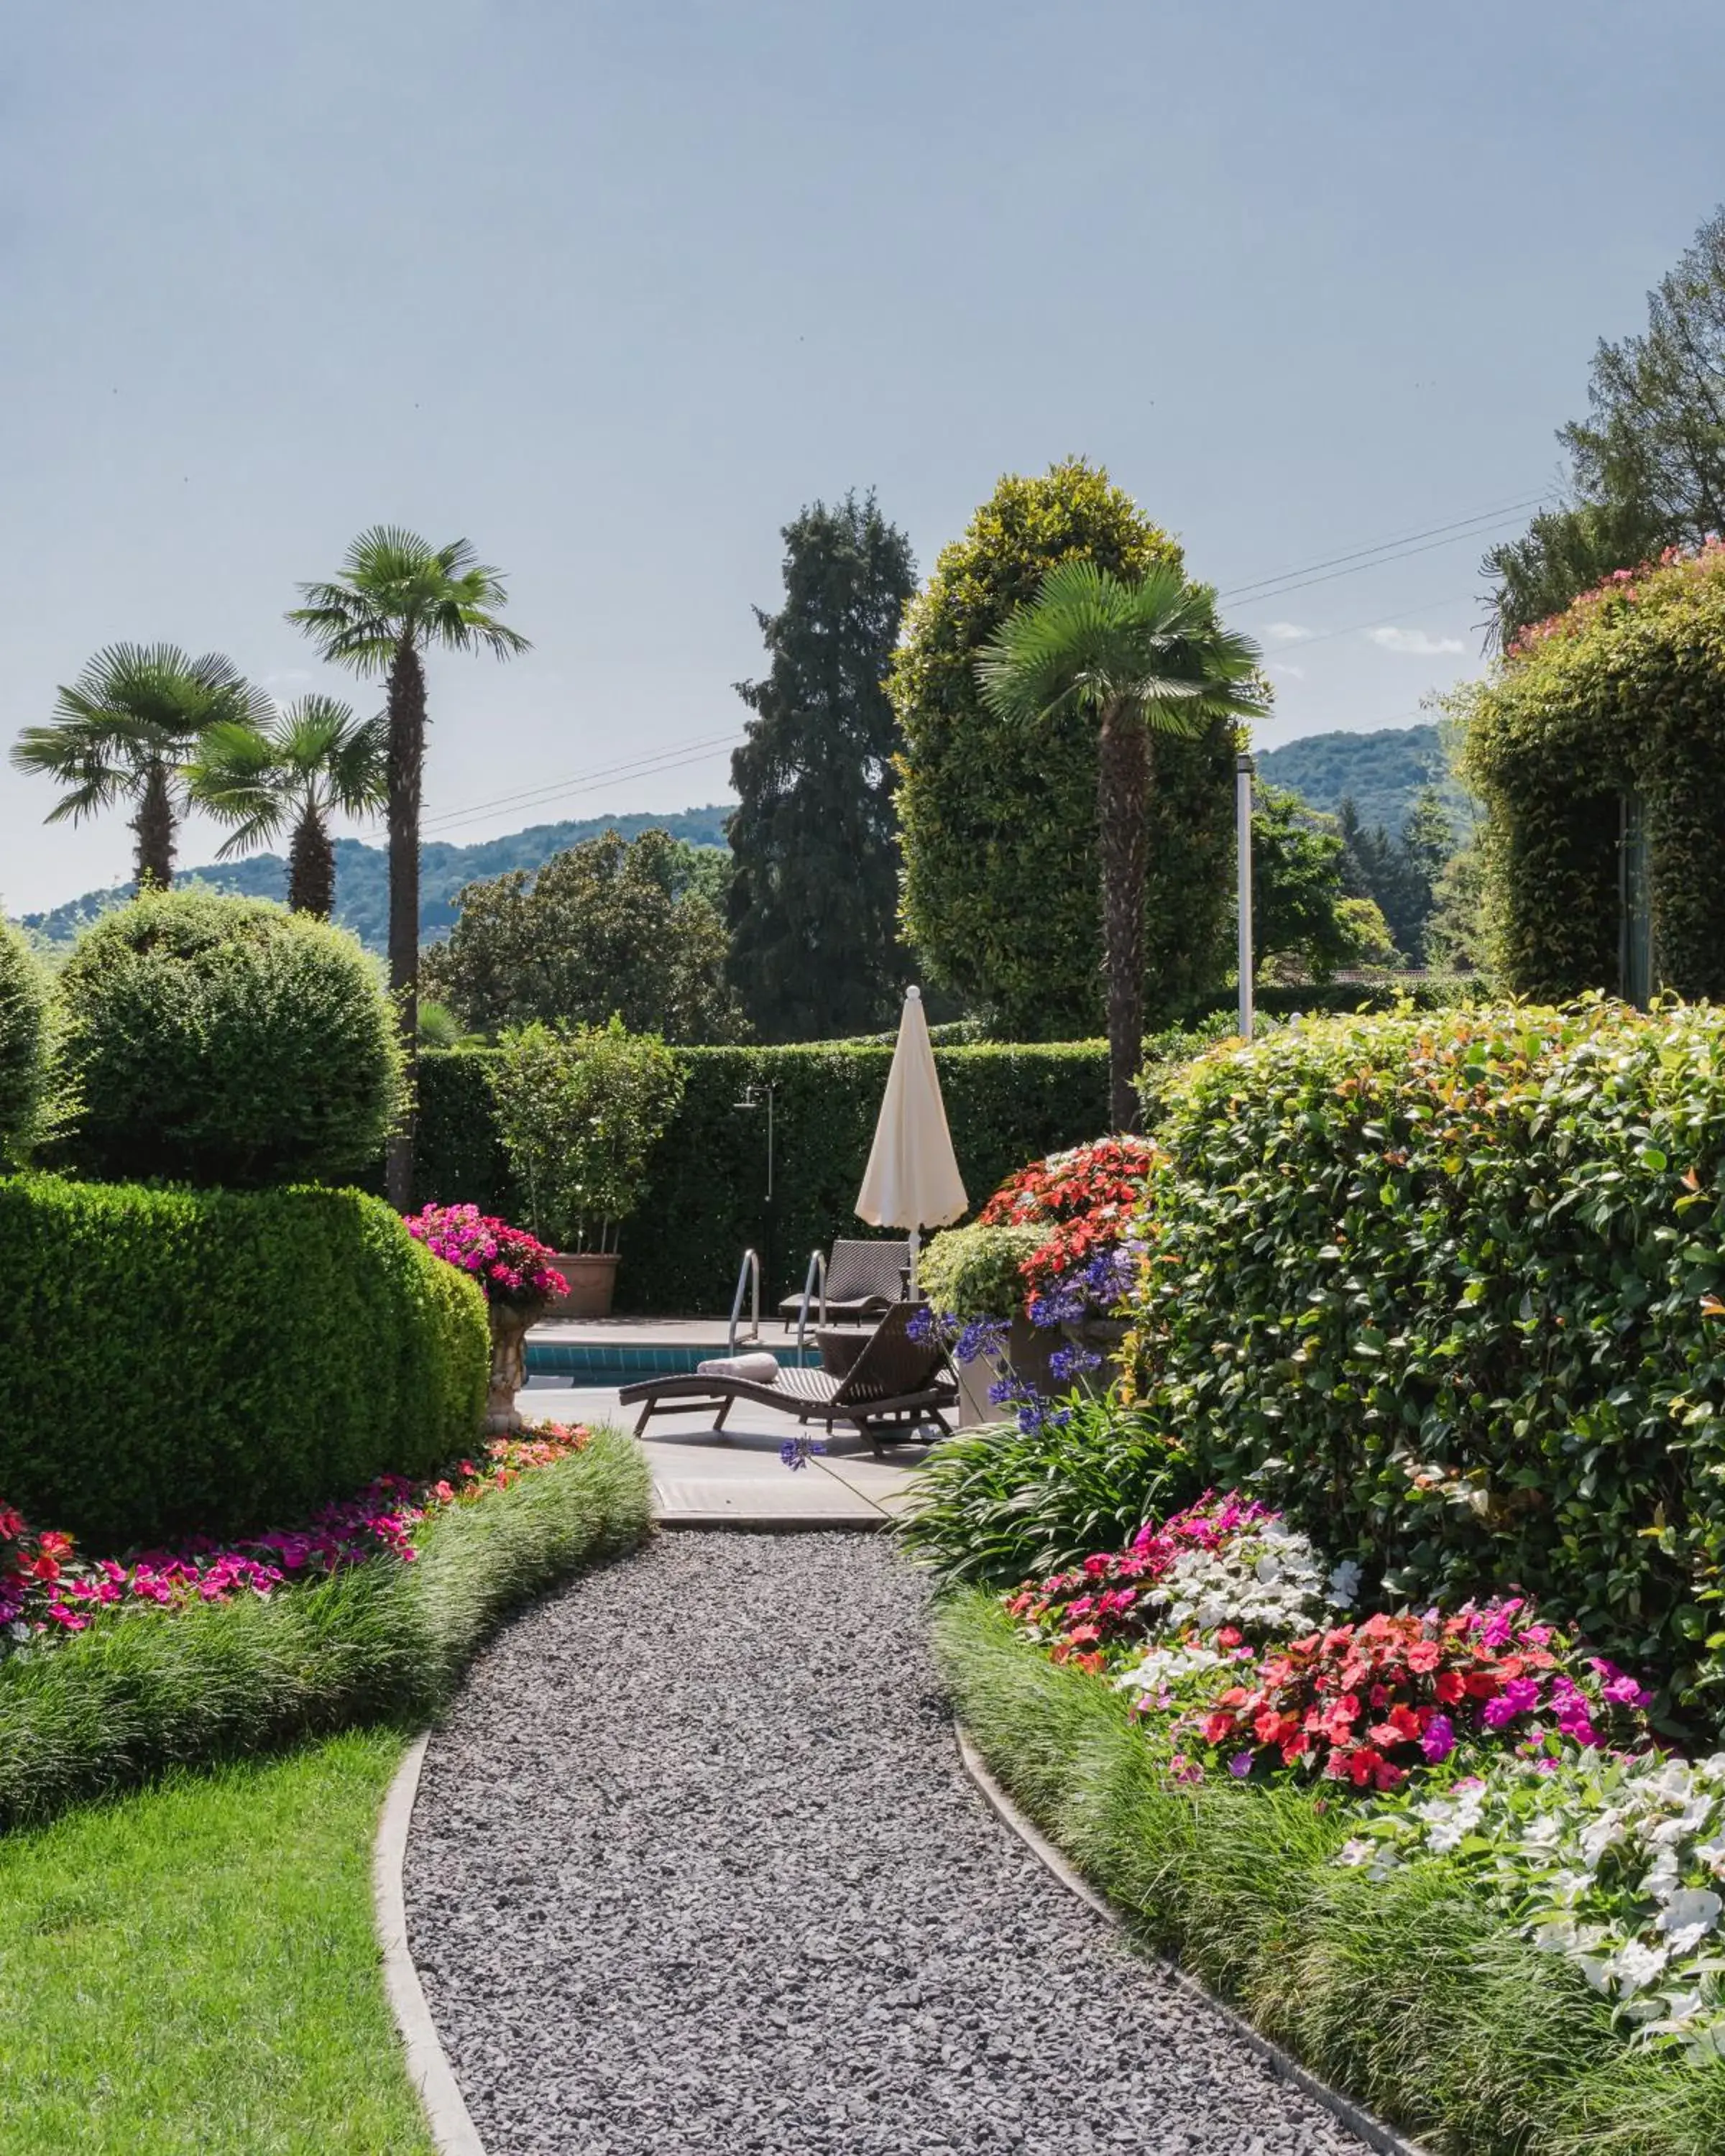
[
  {"x1": 793, "y1": 1248, "x2": 828, "y2": 1357},
  {"x1": 728, "y1": 1248, "x2": 761, "y2": 1354}
]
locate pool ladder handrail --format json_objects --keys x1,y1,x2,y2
[
  {"x1": 728, "y1": 1248, "x2": 762, "y2": 1355},
  {"x1": 793, "y1": 1248, "x2": 828, "y2": 1358}
]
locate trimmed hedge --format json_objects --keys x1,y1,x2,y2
[
  {"x1": 0, "y1": 1429, "x2": 652, "y2": 1831},
  {"x1": 413, "y1": 1041, "x2": 1112, "y2": 1312},
  {"x1": 51, "y1": 890, "x2": 403, "y2": 1187},
  {"x1": 0, "y1": 1177, "x2": 487, "y2": 1547},
  {"x1": 1126, "y1": 1003, "x2": 1725, "y2": 1722},
  {"x1": 939, "y1": 1595, "x2": 1725, "y2": 2156}
]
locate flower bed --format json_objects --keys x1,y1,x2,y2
[
  {"x1": 985, "y1": 1493, "x2": 1725, "y2": 2093},
  {"x1": 1, "y1": 1427, "x2": 589, "y2": 1652},
  {"x1": 0, "y1": 1424, "x2": 650, "y2": 1831},
  {"x1": 978, "y1": 1135, "x2": 1156, "y2": 1308}
]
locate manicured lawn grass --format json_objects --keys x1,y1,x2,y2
[{"x1": 0, "y1": 1729, "x2": 431, "y2": 2155}]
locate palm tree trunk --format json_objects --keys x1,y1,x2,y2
[
  {"x1": 1097, "y1": 697, "x2": 1149, "y2": 1133},
  {"x1": 288, "y1": 805, "x2": 336, "y2": 918},
  {"x1": 133, "y1": 763, "x2": 175, "y2": 890},
  {"x1": 385, "y1": 637, "x2": 426, "y2": 1210}
]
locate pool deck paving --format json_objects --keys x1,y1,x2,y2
[{"x1": 522, "y1": 1371, "x2": 937, "y2": 1529}]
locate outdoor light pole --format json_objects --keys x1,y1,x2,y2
[{"x1": 1236, "y1": 751, "x2": 1256, "y2": 1041}]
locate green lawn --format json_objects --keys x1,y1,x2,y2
[{"x1": 0, "y1": 1729, "x2": 433, "y2": 2155}]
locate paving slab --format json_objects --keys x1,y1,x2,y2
[{"x1": 520, "y1": 1378, "x2": 932, "y2": 1526}]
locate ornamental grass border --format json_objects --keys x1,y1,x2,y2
[
  {"x1": 935, "y1": 1592, "x2": 1725, "y2": 2156},
  {"x1": 0, "y1": 1427, "x2": 652, "y2": 1833}
]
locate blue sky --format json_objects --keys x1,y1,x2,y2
[{"x1": 4, "y1": 0, "x2": 1723, "y2": 911}]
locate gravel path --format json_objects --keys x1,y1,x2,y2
[{"x1": 405, "y1": 1532, "x2": 1371, "y2": 2156}]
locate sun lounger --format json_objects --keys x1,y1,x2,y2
[
  {"x1": 619, "y1": 1302, "x2": 955, "y2": 1449},
  {"x1": 777, "y1": 1237, "x2": 911, "y2": 1331}
]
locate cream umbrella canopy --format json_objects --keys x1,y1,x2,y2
[{"x1": 855, "y1": 986, "x2": 968, "y2": 1294}]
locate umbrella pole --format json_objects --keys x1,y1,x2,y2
[{"x1": 908, "y1": 1226, "x2": 919, "y2": 1302}]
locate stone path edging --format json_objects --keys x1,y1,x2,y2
[
  {"x1": 657, "y1": 1510, "x2": 890, "y2": 1532},
  {"x1": 374, "y1": 1731, "x2": 489, "y2": 2156},
  {"x1": 953, "y1": 1723, "x2": 1435, "y2": 2156}
]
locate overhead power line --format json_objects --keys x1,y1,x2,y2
[
  {"x1": 1221, "y1": 494, "x2": 1551, "y2": 609},
  {"x1": 416, "y1": 732, "x2": 742, "y2": 838}
]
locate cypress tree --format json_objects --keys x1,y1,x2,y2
[{"x1": 727, "y1": 492, "x2": 917, "y2": 1041}]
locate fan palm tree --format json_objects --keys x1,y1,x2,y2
[
  {"x1": 187, "y1": 696, "x2": 387, "y2": 918},
  {"x1": 976, "y1": 561, "x2": 1264, "y2": 1130},
  {"x1": 288, "y1": 528, "x2": 530, "y2": 1206},
  {"x1": 11, "y1": 644, "x2": 272, "y2": 889}
]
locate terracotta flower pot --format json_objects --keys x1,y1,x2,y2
[
  {"x1": 485, "y1": 1299, "x2": 543, "y2": 1434},
  {"x1": 543, "y1": 1252, "x2": 620, "y2": 1319}
]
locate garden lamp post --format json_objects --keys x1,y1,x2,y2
[{"x1": 1236, "y1": 751, "x2": 1256, "y2": 1041}]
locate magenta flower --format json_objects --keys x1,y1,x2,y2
[{"x1": 1420, "y1": 1715, "x2": 1456, "y2": 1763}]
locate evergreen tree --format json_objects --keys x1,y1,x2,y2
[
  {"x1": 1482, "y1": 205, "x2": 1725, "y2": 648},
  {"x1": 727, "y1": 492, "x2": 917, "y2": 1041}
]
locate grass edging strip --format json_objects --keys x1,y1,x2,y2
[
  {"x1": 374, "y1": 1731, "x2": 488, "y2": 2156},
  {"x1": 0, "y1": 1427, "x2": 653, "y2": 1832},
  {"x1": 952, "y1": 1718, "x2": 1431, "y2": 2156},
  {"x1": 935, "y1": 1590, "x2": 1725, "y2": 2156}
]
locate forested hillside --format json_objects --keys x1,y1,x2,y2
[
  {"x1": 22, "y1": 805, "x2": 734, "y2": 950},
  {"x1": 1257, "y1": 724, "x2": 1474, "y2": 837}
]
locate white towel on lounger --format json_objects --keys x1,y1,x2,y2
[{"x1": 694, "y1": 1352, "x2": 781, "y2": 1383}]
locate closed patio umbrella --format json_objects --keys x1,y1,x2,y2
[{"x1": 855, "y1": 986, "x2": 968, "y2": 1295}]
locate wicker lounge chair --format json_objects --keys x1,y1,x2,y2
[
  {"x1": 618, "y1": 1302, "x2": 954, "y2": 1449},
  {"x1": 778, "y1": 1237, "x2": 911, "y2": 1332}
]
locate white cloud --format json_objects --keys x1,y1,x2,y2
[
  {"x1": 1364, "y1": 626, "x2": 1466, "y2": 657},
  {"x1": 1262, "y1": 621, "x2": 1314, "y2": 643},
  {"x1": 1269, "y1": 662, "x2": 1306, "y2": 680}
]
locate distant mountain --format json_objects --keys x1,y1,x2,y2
[
  {"x1": 1257, "y1": 724, "x2": 1477, "y2": 841},
  {"x1": 22, "y1": 804, "x2": 735, "y2": 952},
  {"x1": 18, "y1": 730, "x2": 1479, "y2": 952}
]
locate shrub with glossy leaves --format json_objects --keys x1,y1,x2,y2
[
  {"x1": 1125, "y1": 1001, "x2": 1725, "y2": 1724},
  {"x1": 0, "y1": 922, "x2": 48, "y2": 1164},
  {"x1": 52, "y1": 888, "x2": 402, "y2": 1187},
  {"x1": 1458, "y1": 539, "x2": 1725, "y2": 999}
]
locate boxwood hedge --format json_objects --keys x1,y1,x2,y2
[
  {"x1": 0, "y1": 1177, "x2": 487, "y2": 1547},
  {"x1": 1125, "y1": 1002, "x2": 1725, "y2": 1723},
  {"x1": 413, "y1": 1041, "x2": 1113, "y2": 1313}
]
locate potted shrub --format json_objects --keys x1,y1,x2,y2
[
  {"x1": 408, "y1": 1204, "x2": 569, "y2": 1433},
  {"x1": 487, "y1": 1016, "x2": 686, "y2": 1318},
  {"x1": 917, "y1": 1224, "x2": 1049, "y2": 1427}
]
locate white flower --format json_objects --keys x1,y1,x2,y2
[
  {"x1": 1611, "y1": 1940, "x2": 1671, "y2": 1992},
  {"x1": 1336, "y1": 1838, "x2": 1374, "y2": 1868},
  {"x1": 1657, "y1": 1889, "x2": 1721, "y2": 1954},
  {"x1": 1533, "y1": 1920, "x2": 1576, "y2": 1953},
  {"x1": 1580, "y1": 1813, "x2": 1626, "y2": 1868},
  {"x1": 1327, "y1": 1558, "x2": 1362, "y2": 1608},
  {"x1": 1520, "y1": 1815, "x2": 1562, "y2": 1850}
]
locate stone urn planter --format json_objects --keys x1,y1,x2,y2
[
  {"x1": 543, "y1": 1252, "x2": 621, "y2": 1319},
  {"x1": 485, "y1": 1298, "x2": 545, "y2": 1434}
]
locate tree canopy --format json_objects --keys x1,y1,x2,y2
[
  {"x1": 420, "y1": 826, "x2": 747, "y2": 1043},
  {"x1": 727, "y1": 492, "x2": 917, "y2": 1041},
  {"x1": 1484, "y1": 206, "x2": 1725, "y2": 648},
  {"x1": 891, "y1": 459, "x2": 1237, "y2": 1038}
]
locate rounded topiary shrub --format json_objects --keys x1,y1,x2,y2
[
  {"x1": 53, "y1": 889, "x2": 403, "y2": 1186},
  {"x1": 0, "y1": 1176, "x2": 487, "y2": 1544},
  {"x1": 0, "y1": 921, "x2": 49, "y2": 1164}
]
